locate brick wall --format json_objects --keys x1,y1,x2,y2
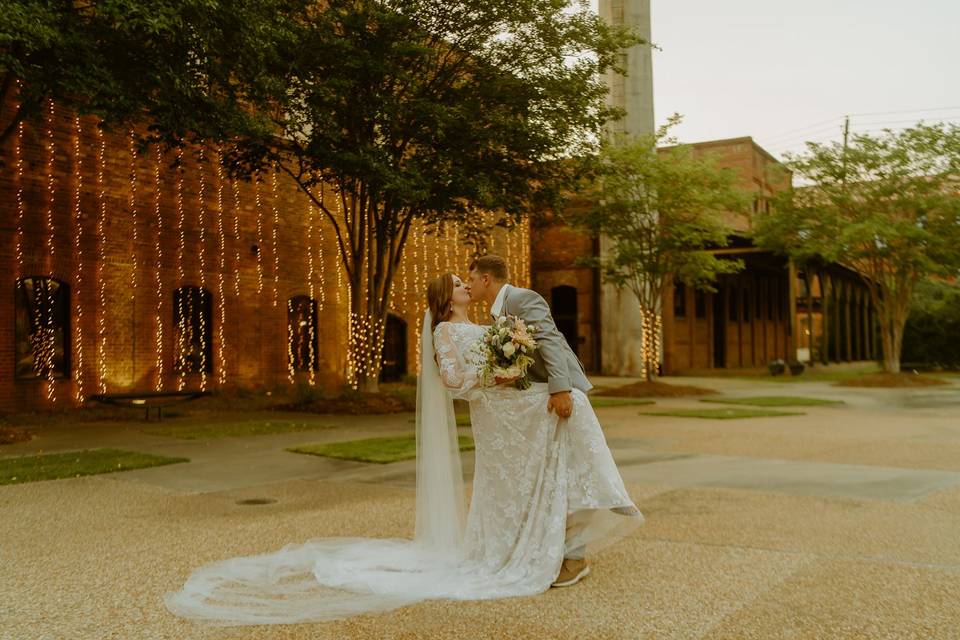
[{"x1": 0, "y1": 100, "x2": 529, "y2": 412}]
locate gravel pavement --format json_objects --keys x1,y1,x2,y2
[{"x1": 3, "y1": 376, "x2": 960, "y2": 639}]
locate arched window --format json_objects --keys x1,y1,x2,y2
[
  {"x1": 288, "y1": 296, "x2": 319, "y2": 372},
  {"x1": 551, "y1": 285, "x2": 579, "y2": 356},
  {"x1": 173, "y1": 287, "x2": 213, "y2": 374},
  {"x1": 379, "y1": 313, "x2": 408, "y2": 382},
  {"x1": 15, "y1": 277, "x2": 71, "y2": 380}
]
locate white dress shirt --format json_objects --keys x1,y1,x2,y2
[{"x1": 490, "y1": 283, "x2": 511, "y2": 319}]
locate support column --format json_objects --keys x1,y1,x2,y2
[
  {"x1": 820, "y1": 271, "x2": 831, "y2": 365},
  {"x1": 844, "y1": 280, "x2": 853, "y2": 362},
  {"x1": 787, "y1": 258, "x2": 798, "y2": 363},
  {"x1": 598, "y1": 0, "x2": 655, "y2": 375}
]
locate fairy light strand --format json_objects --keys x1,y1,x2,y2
[
  {"x1": 128, "y1": 131, "x2": 140, "y2": 389},
  {"x1": 253, "y1": 179, "x2": 266, "y2": 294},
  {"x1": 305, "y1": 202, "x2": 318, "y2": 385},
  {"x1": 42, "y1": 101, "x2": 57, "y2": 402},
  {"x1": 196, "y1": 149, "x2": 209, "y2": 390},
  {"x1": 214, "y1": 152, "x2": 228, "y2": 385},
  {"x1": 286, "y1": 297, "x2": 297, "y2": 384},
  {"x1": 230, "y1": 178, "x2": 242, "y2": 300},
  {"x1": 72, "y1": 116, "x2": 86, "y2": 402},
  {"x1": 175, "y1": 148, "x2": 187, "y2": 390},
  {"x1": 95, "y1": 126, "x2": 108, "y2": 393},
  {"x1": 269, "y1": 172, "x2": 280, "y2": 308},
  {"x1": 14, "y1": 118, "x2": 25, "y2": 279},
  {"x1": 152, "y1": 145, "x2": 165, "y2": 391}
]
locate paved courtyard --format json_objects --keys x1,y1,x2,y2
[{"x1": 2, "y1": 375, "x2": 960, "y2": 639}]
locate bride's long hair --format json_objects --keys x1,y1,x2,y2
[{"x1": 427, "y1": 273, "x2": 456, "y2": 331}]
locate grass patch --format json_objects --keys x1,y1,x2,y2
[
  {"x1": 590, "y1": 396, "x2": 656, "y2": 407},
  {"x1": 640, "y1": 408, "x2": 804, "y2": 420},
  {"x1": 142, "y1": 419, "x2": 337, "y2": 440},
  {"x1": 0, "y1": 448, "x2": 189, "y2": 485},
  {"x1": 594, "y1": 380, "x2": 717, "y2": 397},
  {"x1": 456, "y1": 414, "x2": 472, "y2": 427},
  {"x1": 700, "y1": 396, "x2": 842, "y2": 407},
  {"x1": 288, "y1": 434, "x2": 475, "y2": 464},
  {"x1": 834, "y1": 372, "x2": 952, "y2": 388}
]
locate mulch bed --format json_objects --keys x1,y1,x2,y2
[
  {"x1": 593, "y1": 380, "x2": 718, "y2": 398},
  {"x1": 0, "y1": 426, "x2": 34, "y2": 445},
  {"x1": 275, "y1": 393, "x2": 416, "y2": 415},
  {"x1": 835, "y1": 373, "x2": 952, "y2": 388}
]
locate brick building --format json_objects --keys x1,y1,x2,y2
[
  {"x1": 0, "y1": 101, "x2": 529, "y2": 412},
  {"x1": 531, "y1": 136, "x2": 875, "y2": 374}
]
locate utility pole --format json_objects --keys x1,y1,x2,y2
[{"x1": 841, "y1": 115, "x2": 850, "y2": 188}]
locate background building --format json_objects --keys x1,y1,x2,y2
[
  {"x1": 0, "y1": 101, "x2": 529, "y2": 412},
  {"x1": 530, "y1": 136, "x2": 876, "y2": 374}
]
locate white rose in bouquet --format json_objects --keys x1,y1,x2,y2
[{"x1": 472, "y1": 315, "x2": 539, "y2": 390}]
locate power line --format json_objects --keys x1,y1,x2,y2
[
  {"x1": 760, "y1": 106, "x2": 960, "y2": 147},
  {"x1": 762, "y1": 117, "x2": 846, "y2": 143},
  {"x1": 763, "y1": 115, "x2": 960, "y2": 154},
  {"x1": 848, "y1": 105, "x2": 960, "y2": 118},
  {"x1": 760, "y1": 123, "x2": 847, "y2": 148},
  {"x1": 848, "y1": 115, "x2": 960, "y2": 128}
]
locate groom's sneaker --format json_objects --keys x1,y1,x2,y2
[{"x1": 551, "y1": 558, "x2": 590, "y2": 588}]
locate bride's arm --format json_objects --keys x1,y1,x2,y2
[{"x1": 433, "y1": 324, "x2": 481, "y2": 399}]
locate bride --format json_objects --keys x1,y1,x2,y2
[{"x1": 163, "y1": 272, "x2": 643, "y2": 626}]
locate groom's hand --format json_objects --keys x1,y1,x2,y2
[{"x1": 548, "y1": 391, "x2": 573, "y2": 419}]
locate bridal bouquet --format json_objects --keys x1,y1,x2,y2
[{"x1": 474, "y1": 315, "x2": 539, "y2": 390}]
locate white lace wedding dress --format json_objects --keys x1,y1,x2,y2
[
  {"x1": 433, "y1": 322, "x2": 642, "y2": 584},
  {"x1": 163, "y1": 318, "x2": 642, "y2": 627}
]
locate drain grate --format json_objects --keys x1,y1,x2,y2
[{"x1": 235, "y1": 498, "x2": 277, "y2": 506}]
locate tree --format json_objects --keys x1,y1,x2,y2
[
  {"x1": 0, "y1": 0, "x2": 303, "y2": 155},
  {"x1": 901, "y1": 278, "x2": 960, "y2": 370},
  {"x1": 569, "y1": 116, "x2": 747, "y2": 381},
  {"x1": 752, "y1": 123, "x2": 960, "y2": 374},
  {"x1": 210, "y1": 0, "x2": 639, "y2": 391},
  {"x1": 4, "y1": 0, "x2": 637, "y2": 392}
]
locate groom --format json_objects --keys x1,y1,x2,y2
[{"x1": 467, "y1": 254, "x2": 593, "y2": 587}]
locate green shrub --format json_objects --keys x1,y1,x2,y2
[{"x1": 902, "y1": 279, "x2": 960, "y2": 369}]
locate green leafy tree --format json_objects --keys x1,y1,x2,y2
[
  {"x1": 211, "y1": 0, "x2": 639, "y2": 391},
  {"x1": 570, "y1": 116, "x2": 747, "y2": 381},
  {"x1": 902, "y1": 278, "x2": 960, "y2": 369},
  {"x1": 3, "y1": 0, "x2": 638, "y2": 392},
  {"x1": 753, "y1": 123, "x2": 960, "y2": 373},
  {"x1": 0, "y1": 0, "x2": 302, "y2": 153}
]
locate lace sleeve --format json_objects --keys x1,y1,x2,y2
[{"x1": 433, "y1": 323, "x2": 480, "y2": 400}]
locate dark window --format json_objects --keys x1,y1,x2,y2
[
  {"x1": 768, "y1": 279, "x2": 776, "y2": 320},
  {"x1": 673, "y1": 283, "x2": 687, "y2": 318},
  {"x1": 15, "y1": 277, "x2": 71, "y2": 380},
  {"x1": 551, "y1": 285, "x2": 579, "y2": 356},
  {"x1": 380, "y1": 313, "x2": 408, "y2": 382},
  {"x1": 756, "y1": 282, "x2": 764, "y2": 322},
  {"x1": 173, "y1": 287, "x2": 213, "y2": 374},
  {"x1": 288, "y1": 296, "x2": 319, "y2": 372},
  {"x1": 743, "y1": 283, "x2": 751, "y2": 322},
  {"x1": 694, "y1": 290, "x2": 706, "y2": 319}
]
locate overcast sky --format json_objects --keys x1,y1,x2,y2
[{"x1": 644, "y1": 0, "x2": 960, "y2": 158}]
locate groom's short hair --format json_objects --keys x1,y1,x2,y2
[{"x1": 469, "y1": 254, "x2": 508, "y2": 281}]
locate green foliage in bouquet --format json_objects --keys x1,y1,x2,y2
[{"x1": 474, "y1": 316, "x2": 539, "y2": 390}]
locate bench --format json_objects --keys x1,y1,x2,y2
[{"x1": 88, "y1": 390, "x2": 211, "y2": 421}]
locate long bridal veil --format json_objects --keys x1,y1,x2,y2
[{"x1": 163, "y1": 310, "x2": 469, "y2": 626}]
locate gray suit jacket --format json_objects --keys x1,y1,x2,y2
[{"x1": 497, "y1": 285, "x2": 593, "y2": 395}]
